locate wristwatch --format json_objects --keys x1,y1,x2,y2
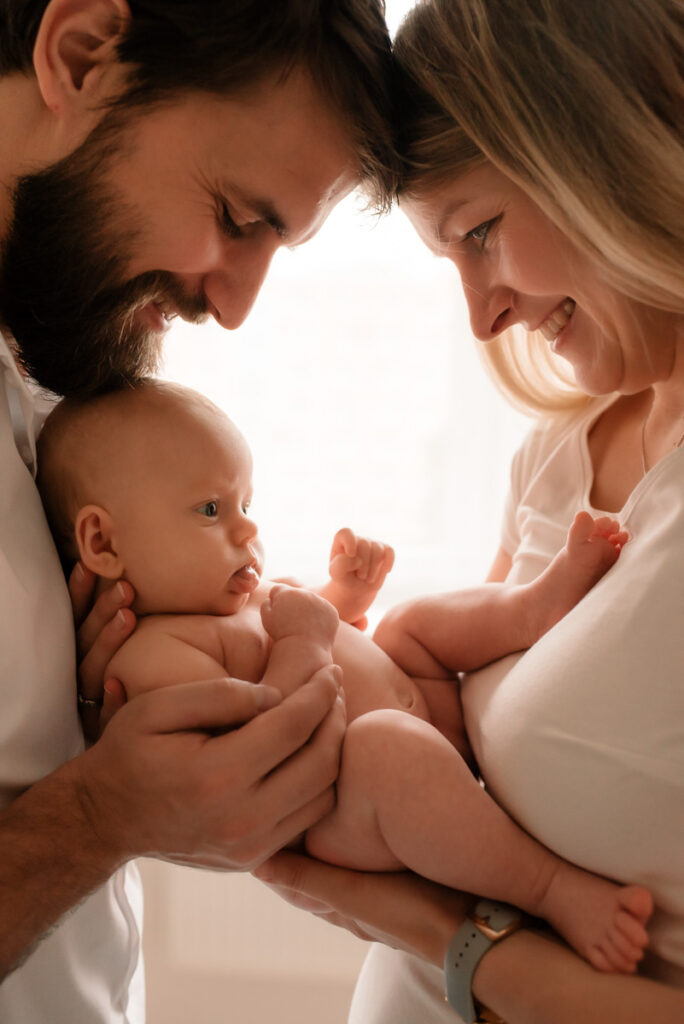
[{"x1": 444, "y1": 899, "x2": 522, "y2": 1023}]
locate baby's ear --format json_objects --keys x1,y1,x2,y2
[{"x1": 74, "y1": 505, "x2": 124, "y2": 579}]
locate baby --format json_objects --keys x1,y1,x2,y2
[{"x1": 36, "y1": 379, "x2": 652, "y2": 974}]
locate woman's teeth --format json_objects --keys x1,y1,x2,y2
[{"x1": 539, "y1": 299, "x2": 575, "y2": 341}]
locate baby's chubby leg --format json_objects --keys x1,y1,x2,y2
[
  {"x1": 306, "y1": 709, "x2": 652, "y2": 974},
  {"x1": 260, "y1": 585, "x2": 339, "y2": 698}
]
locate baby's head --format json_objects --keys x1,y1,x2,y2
[{"x1": 37, "y1": 379, "x2": 263, "y2": 616}]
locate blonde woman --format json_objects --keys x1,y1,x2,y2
[{"x1": 256, "y1": 1, "x2": 684, "y2": 1021}]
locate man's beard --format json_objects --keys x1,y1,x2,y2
[{"x1": 0, "y1": 117, "x2": 208, "y2": 398}]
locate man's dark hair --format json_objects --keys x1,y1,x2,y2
[{"x1": 0, "y1": 0, "x2": 399, "y2": 207}]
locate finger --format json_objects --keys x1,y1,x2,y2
[
  {"x1": 100, "y1": 678, "x2": 128, "y2": 732},
  {"x1": 329, "y1": 552, "x2": 363, "y2": 580},
  {"x1": 355, "y1": 538, "x2": 371, "y2": 580},
  {"x1": 82, "y1": 677, "x2": 128, "y2": 743},
  {"x1": 331, "y1": 527, "x2": 356, "y2": 561},
  {"x1": 254, "y1": 850, "x2": 393, "y2": 929},
  {"x1": 68, "y1": 562, "x2": 98, "y2": 628},
  {"x1": 125, "y1": 676, "x2": 283, "y2": 735},
  {"x1": 247, "y1": 787, "x2": 338, "y2": 864},
  {"x1": 76, "y1": 580, "x2": 135, "y2": 658},
  {"x1": 231, "y1": 666, "x2": 343, "y2": 779},
  {"x1": 366, "y1": 543, "x2": 390, "y2": 584},
  {"x1": 80, "y1": 700, "x2": 104, "y2": 745},
  {"x1": 256, "y1": 688, "x2": 345, "y2": 805},
  {"x1": 78, "y1": 606, "x2": 136, "y2": 700},
  {"x1": 254, "y1": 853, "x2": 472, "y2": 961}
]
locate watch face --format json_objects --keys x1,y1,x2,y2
[{"x1": 470, "y1": 901, "x2": 522, "y2": 942}]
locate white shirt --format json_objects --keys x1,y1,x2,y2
[
  {"x1": 463, "y1": 397, "x2": 684, "y2": 985},
  {"x1": 0, "y1": 331, "x2": 144, "y2": 1022},
  {"x1": 350, "y1": 400, "x2": 684, "y2": 1024}
]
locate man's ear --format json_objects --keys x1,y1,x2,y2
[
  {"x1": 74, "y1": 504, "x2": 124, "y2": 578},
  {"x1": 33, "y1": 0, "x2": 131, "y2": 126}
]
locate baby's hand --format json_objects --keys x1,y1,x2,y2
[
  {"x1": 261, "y1": 584, "x2": 339, "y2": 646},
  {"x1": 329, "y1": 528, "x2": 395, "y2": 591}
]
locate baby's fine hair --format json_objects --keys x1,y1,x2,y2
[{"x1": 36, "y1": 378, "x2": 215, "y2": 569}]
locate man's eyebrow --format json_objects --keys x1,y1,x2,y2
[{"x1": 232, "y1": 186, "x2": 289, "y2": 240}]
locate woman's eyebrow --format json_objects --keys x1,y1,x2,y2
[{"x1": 436, "y1": 197, "x2": 471, "y2": 242}]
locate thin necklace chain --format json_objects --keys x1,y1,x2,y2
[{"x1": 640, "y1": 399, "x2": 684, "y2": 476}]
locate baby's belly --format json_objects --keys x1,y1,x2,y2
[{"x1": 333, "y1": 621, "x2": 431, "y2": 724}]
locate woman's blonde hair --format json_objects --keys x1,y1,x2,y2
[{"x1": 393, "y1": 0, "x2": 684, "y2": 414}]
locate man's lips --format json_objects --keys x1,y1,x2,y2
[{"x1": 133, "y1": 301, "x2": 174, "y2": 333}]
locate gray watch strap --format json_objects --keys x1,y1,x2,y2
[{"x1": 444, "y1": 899, "x2": 521, "y2": 1023}]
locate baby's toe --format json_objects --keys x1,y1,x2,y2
[
  {"x1": 609, "y1": 920, "x2": 646, "y2": 962},
  {"x1": 615, "y1": 908, "x2": 649, "y2": 949}
]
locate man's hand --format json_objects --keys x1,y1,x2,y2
[
  {"x1": 253, "y1": 850, "x2": 472, "y2": 966},
  {"x1": 76, "y1": 667, "x2": 345, "y2": 870},
  {"x1": 69, "y1": 562, "x2": 135, "y2": 738},
  {"x1": 320, "y1": 528, "x2": 395, "y2": 627}
]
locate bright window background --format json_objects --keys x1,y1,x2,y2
[
  {"x1": 161, "y1": 194, "x2": 528, "y2": 610},
  {"x1": 144, "y1": 3, "x2": 532, "y2": 1021}
]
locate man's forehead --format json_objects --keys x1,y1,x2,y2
[{"x1": 203, "y1": 74, "x2": 360, "y2": 243}]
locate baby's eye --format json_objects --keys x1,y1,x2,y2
[
  {"x1": 197, "y1": 500, "x2": 219, "y2": 518},
  {"x1": 242, "y1": 500, "x2": 251, "y2": 515}
]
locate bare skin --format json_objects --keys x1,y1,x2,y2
[{"x1": 109, "y1": 510, "x2": 649, "y2": 974}]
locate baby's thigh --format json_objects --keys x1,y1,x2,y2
[{"x1": 305, "y1": 709, "x2": 449, "y2": 870}]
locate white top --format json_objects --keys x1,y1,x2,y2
[
  {"x1": 0, "y1": 332, "x2": 144, "y2": 1022},
  {"x1": 462, "y1": 398, "x2": 684, "y2": 985}
]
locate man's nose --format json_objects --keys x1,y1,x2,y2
[{"x1": 204, "y1": 237, "x2": 279, "y2": 330}]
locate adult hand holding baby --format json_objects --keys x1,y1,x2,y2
[
  {"x1": 68, "y1": 556, "x2": 346, "y2": 869},
  {"x1": 74, "y1": 665, "x2": 345, "y2": 871},
  {"x1": 68, "y1": 561, "x2": 136, "y2": 740}
]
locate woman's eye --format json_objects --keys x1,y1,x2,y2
[
  {"x1": 198, "y1": 501, "x2": 219, "y2": 518},
  {"x1": 464, "y1": 217, "x2": 499, "y2": 247}
]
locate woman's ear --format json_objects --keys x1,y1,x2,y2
[
  {"x1": 33, "y1": 0, "x2": 131, "y2": 126},
  {"x1": 74, "y1": 504, "x2": 124, "y2": 578}
]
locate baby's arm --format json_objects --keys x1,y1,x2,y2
[
  {"x1": 260, "y1": 585, "x2": 338, "y2": 699},
  {"x1": 316, "y1": 528, "x2": 394, "y2": 627},
  {"x1": 375, "y1": 511, "x2": 626, "y2": 677},
  {"x1": 107, "y1": 627, "x2": 228, "y2": 699}
]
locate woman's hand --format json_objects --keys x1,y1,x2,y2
[
  {"x1": 254, "y1": 854, "x2": 684, "y2": 1024},
  {"x1": 68, "y1": 562, "x2": 135, "y2": 739},
  {"x1": 253, "y1": 850, "x2": 473, "y2": 966}
]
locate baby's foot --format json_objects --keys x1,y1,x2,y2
[
  {"x1": 531, "y1": 511, "x2": 628, "y2": 638},
  {"x1": 536, "y1": 860, "x2": 652, "y2": 973},
  {"x1": 261, "y1": 584, "x2": 339, "y2": 646}
]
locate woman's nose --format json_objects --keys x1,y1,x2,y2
[{"x1": 458, "y1": 263, "x2": 515, "y2": 342}]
